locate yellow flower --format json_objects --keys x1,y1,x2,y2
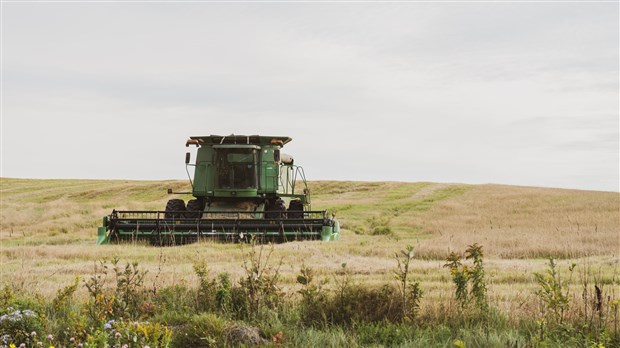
[
  {"x1": 49, "y1": 346, "x2": 55, "y2": 348},
  {"x1": 10, "y1": 344, "x2": 16, "y2": 348},
  {"x1": 453, "y1": 339, "x2": 466, "y2": 348}
]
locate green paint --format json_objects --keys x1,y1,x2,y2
[
  {"x1": 96, "y1": 226, "x2": 108, "y2": 245},
  {"x1": 97, "y1": 135, "x2": 339, "y2": 244}
]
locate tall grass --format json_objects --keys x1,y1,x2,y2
[{"x1": 1, "y1": 246, "x2": 618, "y2": 347}]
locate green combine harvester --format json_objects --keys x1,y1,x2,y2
[{"x1": 97, "y1": 135, "x2": 340, "y2": 245}]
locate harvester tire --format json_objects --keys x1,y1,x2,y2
[
  {"x1": 287, "y1": 199, "x2": 304, "y2": 219},
  {"x1": 165, "y1": 199, "x2": 186, "y2": 219},
  {"x1": 185, "y1": 199, "x2": 204, "y2": 219},
  {"x1": 265, "y1": 198, "x2": 286, "y2": 219}
]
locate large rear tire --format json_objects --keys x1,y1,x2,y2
[
  {"x1": 287, "y1": 199, "x2": 304, "y2": 219},
  {"x1": 185, "y1": 199, "x2": 204, "y2": 219},
  {"x1": 265, "y1": 197, "x2": 286, "y2": 219},
  {"x1": 165, "y1": 199, "x2": 186, "y2": 219}
]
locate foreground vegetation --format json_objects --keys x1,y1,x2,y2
[
  {"x1": 1, "y1": 242, "x2": 618, "y2": 347},
  {"x1": 1, "y1": 178, "x2": 618, "y2": 346}
]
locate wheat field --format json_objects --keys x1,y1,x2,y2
[{"x1": 0, "y1": 177, "x2": 618, "y2": 318}]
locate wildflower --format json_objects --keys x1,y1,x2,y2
[
  {"x1": 115, "y1": 332, "x2": 122, "y2": 339},
  {"x1": 69, "y1": 337, "x2": 75, "y2": 342},
  {"x1": 19, "y1": 344, "x2": 26, "y2": 348},
  {"x1": 37, "y1": 342, "x2": 43, "y2": 347},
  {"x1": 31, "y1": 332, "x2": 37, "y2": 337},
  {"x1": 104, "y1": 319, "x2": 116, "y2": 330},
  {"x1": 22, "y1": 310, "x2": 36, "y2": 317},
  {"x1": 8, "y1": 311, "x2": 22, "y2": 321},
  {"x1": 143, "y1": 346, "x2": 150, "y2": 348},
  {"x1": 122, "y1": 344, "x2": 128, "y2": 348},
  {"x1": 49, "y1": 345, "x2": 55, "y2": 348},
  {"x1": 78, "y1": 344, "x2": 83, "y2": 348},
  {"x1": 10, "y1": 343, "x2": 16, "y2": 348},
  {"x1": 133, "y1": 321, "x2": 139, "y2": 327},
  {"x1": 47, "y1": 334, "x2": 53, "y2": 341}
]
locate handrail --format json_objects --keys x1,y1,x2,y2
[{"x1": 109, "y1": 210, "x2": 328, "y2": 221}]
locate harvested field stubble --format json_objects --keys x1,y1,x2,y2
[{"x1": 0, "y1": 178, "x2": 618, "y2": 346}]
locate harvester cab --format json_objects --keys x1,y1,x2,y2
[{"x1": 97, "y1": 135, "x2": 340, "y2": 245}]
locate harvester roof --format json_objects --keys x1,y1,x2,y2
[{"x1": 186, "y1": 135, "x2": 292, "y2": 147}]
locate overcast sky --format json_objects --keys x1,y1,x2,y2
[{"x1": 1, "y1": 1, "x2": 618, "y2": 192}]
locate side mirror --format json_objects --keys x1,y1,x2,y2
[
  {"x1": 274, "y1": 149, "x2": 280, "y2": 162},
  {"x1": 185, "y1": 152, "x2": 191, "y2": 164}
]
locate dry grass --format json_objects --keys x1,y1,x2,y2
[
  {"x1": 0, "y1": 177, "x2": 618, "y2": 317},
  {"x1": 311, "y1": 180, "x2": 619, "y2": 259},
  {"x1": 407, "y1": 184, "x2": 620, "y2": 259}
]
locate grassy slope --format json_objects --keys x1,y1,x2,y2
[{"x1": 0, "y1": 178, "x2": 618, "y2": 312}]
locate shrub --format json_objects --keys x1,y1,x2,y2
[
  {"x1": 237, "y1": 241, "x2": 283, "y2": 320},
  {"x1": 155, "y1": 284, "x2": 195, "y2": 314},
  {"x1": 169, "y1": 313, "x2": 226, "y2": 347},
  {"x1": 95, "y1": 319, "x2": 172, "y2": 348},
  {"x1": 297, "y1": 261, "x2": 423, "y2": 327},
  {"x1": 46, "y1": 276, "x2": 87, "y2": 343},
  {"x1": 393, "y1": 245, "x2": 424, "y2": 321},
  {"x1": 320, "y1": 283, "x2": 407, "y2": 326},
  {"x1": 534, "y1": 258, "x2": 574, "y2": 325},
  {"x1": 297, "y1": 264, "x2": 329, "y2": 326},
  {"x1": 444, "y1": 252, "x2": 469, "y2": 309},
  {"x1": 0, "y1": 287, "x2": 46, "y2": 347},
  {"x1": 215, "y1": 273, "x2": 232, "y2": 314},
  {"x1": 83, "y1": 257, "x2": 151, "y2": 324},
  {"x1": 0, "y1": 307, "x2": 44, "y2": 347},
  {"x1": 444, "y1": 244, "x2": 488, "y2": 313},
  {"x1": 111, "y1": 257, "x2": 148, "y2": 318},
  {"x1": 194, "y1": 261, "x2": 217, "y2": 312},
  {"x1": 465, "y1": 243, "x2": 488, "y2": 312}
]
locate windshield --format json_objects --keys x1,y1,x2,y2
[{"x1": 215, "y1": 148, "x2": 258, "y2": 189}]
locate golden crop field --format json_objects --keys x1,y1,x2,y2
[
  {"x1": 0, "y1": 177, "x2": 618, "y2": 347},
  {"x1": 1, "y1": 178, "x2": 617, "y2": 293}
]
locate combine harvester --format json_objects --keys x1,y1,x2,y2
[{"x1": 97, "y1": 135, "x2": 340, "y2": 245}]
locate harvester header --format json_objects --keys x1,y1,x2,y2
[{"x1": 97, "y1": 134, "x2": 339, "y2": 245}]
